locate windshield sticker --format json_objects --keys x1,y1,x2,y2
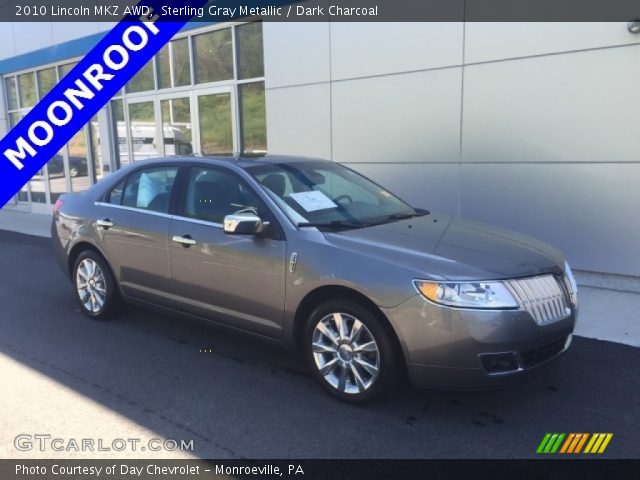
[{"x1": 288, "y1": 191, "x2": 338, "y2": 212}]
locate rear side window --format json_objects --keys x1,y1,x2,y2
[{"x1": 121, "y1": 167, "x2": 179, "y2": 213}]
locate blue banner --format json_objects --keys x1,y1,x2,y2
[{"x1": 0, "y1": 0, "x2": 214, "y2": 207}]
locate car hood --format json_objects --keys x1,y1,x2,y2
[{"x1": 323, "y1": 214, "x2": 564, "y2": 281}]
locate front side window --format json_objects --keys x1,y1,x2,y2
[
  {"x1": 121, "y1": 167, "x2": 178, "y2": 213},
  {"x1": 184, "y1": 167, "x2": 263, "y2": 224},
  {"x1": 107, "y1": 180, "x2": 125, "y2": 205},
  {"x1": 249, "y1": 162, "x2": 419, "y2": 228}
]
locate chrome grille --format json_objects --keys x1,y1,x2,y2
[{"x1": 505, "y1": 275, "x2": 571, "y2": 325}]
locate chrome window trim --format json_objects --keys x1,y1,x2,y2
[
  {"x1": 94, "y1": 202, "x2": 224, "y2": 228},
  {"x1": 94, "y1": 201, "x2": 173, "y2": 219},
  {"x1": 171, "y1": 215, "x2": 224, "y2": 229}
]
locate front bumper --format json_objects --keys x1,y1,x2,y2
[{"x1": 381, "y1": 295, "x2": 577, "y2": 389}]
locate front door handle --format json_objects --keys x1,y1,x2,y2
[
  {"x1": 172, "y1": 235, "x2": 197, "y2": 247},
  {"x1": 97, "y1": 218, "x2": 114, "y2": 229}
]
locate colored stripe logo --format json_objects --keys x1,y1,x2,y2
[{"x1": 537, "y1": 433, "x2": 613, "y2": 454}]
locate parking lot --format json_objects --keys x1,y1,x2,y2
[{"x1": 0, "y1": 229, "x2": 638, "y2": 459}]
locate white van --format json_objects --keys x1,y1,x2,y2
[{"x1": 116, "y1": 122, "x2": 193, "y2": 165}]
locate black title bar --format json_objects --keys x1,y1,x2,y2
[
  {"x1": 2, "y1": 459, "x2": 640, "y2": 480},
  {"x1": 2, "y1": 0, "x2": 640, "y2": 22}
]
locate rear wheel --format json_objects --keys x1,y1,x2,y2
[
  {"x1": 73, "y1": 251, "x2": 120, "y2": 320},
  {"x1": 304, "y1": 299, "x2": 397, "y2": 403}
]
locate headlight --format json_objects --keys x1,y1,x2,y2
[
  {"x1": 414, "y1": 280, "x2": 519, "y2": 309},
  {"x1": 563, "y1": 260, "x2": 578, "y2": 307}
]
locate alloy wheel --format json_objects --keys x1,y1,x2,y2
[
  {"x1": 76, "y1": 258, "x2": 107, "y2": 314},
  {"x1": 311, "y1": 312, "x2": 381, "y2": 395}
]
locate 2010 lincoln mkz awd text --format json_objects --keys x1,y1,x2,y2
[{"x1": 52, "y1": 156, "x2": 578, "y2": 403}]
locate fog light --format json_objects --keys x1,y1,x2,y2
[{"x1": 479, "y1": 352, "x2": 521, "y2": 374}]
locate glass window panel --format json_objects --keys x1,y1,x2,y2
[
  {"x1": 122, "y1": 167, "x2": 178, "y2": 213},
  {"x1": 111, "y1": 99, "x2": 130, "y2": 167},
  {"x1": 37, "y1": 67, "x2": 57, "y2": 98},
  {"x1": 69, "y1": 128, "x2": 90, "y2": 193},
  {"x1": 240, "y1": 82, "x2": 267, "y2": 154},
  {"x1": 9, "y1": 112, "x2": 21, "y2": 128},
  {"x1": 17, "y1": 72, "x2": 37, "y2": 108},
  {"x1": 107, "y1": 180, "x2": 125, "y2": 205},
  {"x1": 194, "y1": 28, "x2": 233, "y2": 84},
  {"x1": 29, "y1": 169, "x2": 47, "y2": 203},
  {"x1": 157, "y1": 44, "x2": 171, "y2": 89},
  {"x1": 128, "y1": 101, "x2": 159, "y2": 161},
  {"x1": 30, "y1": 117, "x2": 48, "y2": 205},
  {"x1": 184, "y1": 168, "x2": 262, "y2": 224},
  {"x1": 59, "y1": 62, "x2": 78, "y2": 79},
  {"x1": 172, "y1": 38, "x2": 191, "y2": 87},
  {"x1": 89, "y1": 115, "x2": 106, "y2": 183},
  {"x1": 127, "y1": 59, "x2": 155, "y2": 93},
  {"x1": 18, "y1": 185, "x2": 29, "y2": 202},
  {"x1": 237, "y1": 22, "x2": 264, "y2": 79},
  {"x1": 5, "y1": 77, "x2": 18, "y2": 110},
  {"x1": 161, "y1": 98, "x2": 193, "y2": 156},
  {"x1": 10, "y1": 112, "x2": 29, "y2": 202},
  {"x1": 47, "y1": 149, "x2": 67, "y2": 203},
  {"x1": 198, "y1": 93, "x2": 232, "y2": 155}
]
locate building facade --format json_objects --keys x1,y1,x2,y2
[{"x1": 0, "y1": 21, "x2": 639, "y2": 276}]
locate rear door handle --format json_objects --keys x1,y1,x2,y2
[
  {"x1": 97, "y1": 218, "x2": 114, "y2": 229},
  {"x1": 172, "y1": 235, "x2": 197, "y2": 247}
]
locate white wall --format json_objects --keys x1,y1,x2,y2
[{"x1": 264, "y1": 22, "x2": 640, "y2": 276}]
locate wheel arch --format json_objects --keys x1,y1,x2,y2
[
  {"x1": 67, "y1": 241, "x2": 114, "y2": 280},
  {"x1": 292, "y1": 285, "x2": 407, "y2": 371}
]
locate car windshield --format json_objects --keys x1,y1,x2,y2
[{"x1": 247, "y1": 161, "x2": 423, "y2": 229}]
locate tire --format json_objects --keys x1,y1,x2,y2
[
  {"x1": 72, "y1": 250, "x2": 121, "y2": 320},
  {"x1": 304, "y1": 299, "x2": 397, "y2": 403},
  {"x1": 69, "y1": 166, "x2": 79, "y2": 178}
]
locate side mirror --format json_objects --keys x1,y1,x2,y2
[{"x1": 223, "y1": 213, "x2": 268, "y2": 235}]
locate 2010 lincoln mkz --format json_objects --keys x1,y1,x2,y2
[{"x1": 52, "y1": 156, "x2": 578, "y2": 403}]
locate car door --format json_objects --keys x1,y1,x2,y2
[
  {"x1": 169, "y1": 165, "x2": 287, "y2": 338},
  {"x1": 96, "y1": 165, "x2": 180, "y2": 307}
]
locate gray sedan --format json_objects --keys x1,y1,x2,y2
[{"x1": 52, "y1": 156, "x2": 578, "y2": 403}]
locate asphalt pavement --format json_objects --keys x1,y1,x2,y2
[{"x1": 0, "y1": 230, "x2": 638, "y2": 459}]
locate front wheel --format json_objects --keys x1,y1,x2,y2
[
  {"x1": 73, "y1": 251, "x2": 120, "y2": 320},
  {"x1": 304, "y1": 300, "x2": 397, "y2": 403}
]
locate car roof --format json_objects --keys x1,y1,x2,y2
[{"x1": 123, "y1": 155, "x2": 331, "y2": 170}]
